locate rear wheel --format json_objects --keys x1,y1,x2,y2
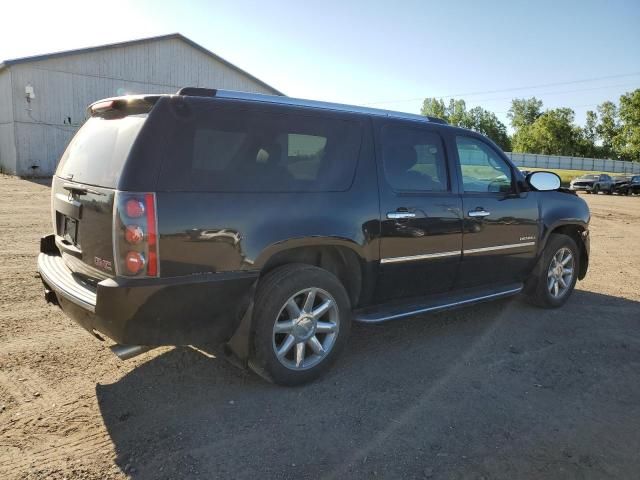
[
  {"x1": 527, "y1": 234, "x2": 579, "y2": 308},
  {"x1": 249, "y1": 264, "x2": 351, "y2": 385}
]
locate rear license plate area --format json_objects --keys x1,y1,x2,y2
[{"x1": 62, "y1": 215, "x2": 78, "y2": 244}]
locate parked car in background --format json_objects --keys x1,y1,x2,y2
[
  {"x1": 570, "y1": 174, "x2": 614, "y2": 194},
  {"x1": 613, "y1": 175, "x2": 640, "y2": 195},
  {"x1": 628, "y1": 176, "x2": 640, "y2": 195},
  {"x1": 37, "y1": 89, "x2": 591, "y2": 385}
]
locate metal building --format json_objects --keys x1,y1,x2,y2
[{"x1": 0, "y1": 33, "x2": 282, "y2": 176}]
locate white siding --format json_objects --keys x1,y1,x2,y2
[
  {"x1": 0, "y1": 69, "x2": 16, "y2": 173},
  {"x1": 5, "y1": 36, "x2": 279, "y2": 175},
  {"x1": 14, "y1": 123, "x2": 75, "y2": 175},
  {"x1": 0, "y1": 123, "x2": 17, "y2": 174},
  {"x1": 0, "y1": 69, "x2": 13, "y2": 122}
]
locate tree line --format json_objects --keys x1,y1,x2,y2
[{"x1": 420, "y1": 88, "x2": 640, "y2": 161}]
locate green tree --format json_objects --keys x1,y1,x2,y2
[
  {"x1": 617, "y1": 89, "x2": 640, "y2": 161},
  {"x1": 507, "y1": 97, "x2": 543, "y2": 130},
  {"x1": 467, "y1": 106, "x2": 511, "y2": 151},
  {"x1": 512, "y1": 108, "x2": 583, "y2": 156},
  {"x1": 580, "y1": 110, "x2": 600, "y2": 158},
  {"x1": 583, "y1": 110, "x2": 598, "y2": 145},
  {"x1": 421, "y1": 97, "x2": 511, "y2": 150},
  {"x1": 445, "y1": 99, "x2": 471, "y2": 128},
  {"x1": 420, "y1": 98, "x2": 446, "y2": 119},
  {"x1": 596, "y1": 101, "x2": 621, "y2": 158}
]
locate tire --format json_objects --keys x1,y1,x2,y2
[
  {"x1": 527, "y1": 233, "x2": 579, "y2": 308},
  {"x1": 606, "y1": 186, "x2": 613, "y2": 195},
  {"x1": 249, "y1": 264, "x2": 351, "y2": 386},
  {"x1": 593, "y1": 184, "x2": 600, "y2": 194}
]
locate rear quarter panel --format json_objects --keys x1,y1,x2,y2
[{"x1": 154, "y1": 125, "x2": 381, "y2": 277}]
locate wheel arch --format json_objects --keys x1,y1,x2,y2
[
  {"x1": 257, "y1": 243, "x2": 367, "y2": 308},
  {"x1": 225, "y1": 239, "x2": 374, "y2": 367},
  {"x1": 541, "y1": 222, "x2": 589, "y2": 280}
]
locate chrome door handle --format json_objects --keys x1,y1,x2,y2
[
  {"x1": 468, "y1": 210, "x2": 491, "y2": 217},
  {"x1": 387, "y1": 212, "x2": 416, "y2": 219}
]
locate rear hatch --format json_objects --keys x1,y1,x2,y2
[{"x1": 52, "y1": 99, "x2": 153, "y2": 281}]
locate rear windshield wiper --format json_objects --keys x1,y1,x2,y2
[{"x1": 63, "y1": 183, "x2": 104, "y2": 196}]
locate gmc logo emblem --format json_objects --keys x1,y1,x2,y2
[{"x1": 94, "y1": 256, "x2": 113, "y2": 272}]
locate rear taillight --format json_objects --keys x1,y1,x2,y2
[
  {"x1": 125, "y1": 199, "x2": 145, "y2": 218},
  {"x1": 113, "y1": 192, "x2": 159, "y2": 277}
]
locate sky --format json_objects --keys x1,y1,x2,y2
[{"x1": 1, "y1": 0, "x2": 639, "y2": 130}]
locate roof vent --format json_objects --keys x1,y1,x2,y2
[{"x1": 176, "y1": 87, "x2": 217, "y2": 97}]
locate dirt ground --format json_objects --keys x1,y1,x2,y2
[{"x1": 1, "y1": 174, "x2": 639, "y2": 479}]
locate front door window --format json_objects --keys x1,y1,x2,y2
[{"x1": 456, "y1": 137, "x2": 513, "y2": 193}]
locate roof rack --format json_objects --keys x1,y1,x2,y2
[{"x1": 176, "y1": 87, "x2": 447, "y2": 125}]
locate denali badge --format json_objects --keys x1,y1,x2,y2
[
  {"x1": 519, "y1": 235, "x2": 536, "y2": 242},
  {"x1": 94, "y1": 256, "x2": 113, "y2": 272}
]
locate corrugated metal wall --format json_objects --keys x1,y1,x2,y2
[
  {"x1": 3, "y1": 37, "x2": 278, "y2": 175},
  {"x1": 506, "y1": 152, "x2": 640, "y2": 174},
  {"x1": 0, "y1": 69, "x2": 16, "y2": 174}
]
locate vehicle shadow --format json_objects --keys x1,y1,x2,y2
[
  {"x1": 96, "y1": 289, "x2": 640, "y2": 479},
  {"x1": 18, "y1": 175, "x2": 52, "y2": 187}
]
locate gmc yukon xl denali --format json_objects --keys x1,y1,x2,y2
[{"x1": 38, "y1": 88, "x2": 590, "y2": 385}]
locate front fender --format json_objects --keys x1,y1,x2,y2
[
  {"x1": 534, "y1": 191, "x2": 590, "y2": 280},
  {"x1": 538, "y1": 191, "x2": 590, "y2": 251}
]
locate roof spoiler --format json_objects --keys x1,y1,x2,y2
[
  {"x1": 87, "y1": 95, "x2": 159, "y2": 117},
  {"x1": 176, "y1": 87, "x2": 217, "y2": 97}
]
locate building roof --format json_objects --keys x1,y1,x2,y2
[{"x1": 0, "y1": 33, "x2": 283, "y2": 95}]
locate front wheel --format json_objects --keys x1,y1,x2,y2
[
  {"x1": 593, "y1": 185, "x2": 600, "y2": 194},
  {"x1": 526, "y1": 234, "x2": 579, "y2": 308},
  {"x1": 249, "y1": 264, "x2": 351, "y2": 385}
]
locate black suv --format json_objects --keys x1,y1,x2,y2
[{"x1": 38, "y1": 89, "x2": 590, "y2": 385}]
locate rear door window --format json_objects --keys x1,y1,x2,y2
[
  {"x1": 57, "y1": 115, "x2": 147, "y2": 188},
  {"x1": 158, "y1": 102, "x2": 362, "y2": 192},
  {"x1": 380, "y1": 124, "x2": 449, "y2": 192}
]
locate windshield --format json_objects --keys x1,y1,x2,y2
[{"x1": 57, "y1": 114, "x2": 147, "y2": 188}]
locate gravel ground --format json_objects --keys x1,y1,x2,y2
[{"x1": 1, "y1": 174, "x2": 639, "y2": 479}]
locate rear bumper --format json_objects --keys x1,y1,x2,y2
[{"x1": 37, "y1": 235, "x2": 258, "y2": 346}]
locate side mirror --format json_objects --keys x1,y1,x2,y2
[{"x1": 527, "y1": 171, "x2": 561, "y2": 191}]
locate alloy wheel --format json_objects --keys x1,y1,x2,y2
[
  {"x1": 547, "y1": 247, "x2": 575, "y2": 299},
  {"x1": 272, "y1": 287, "x2": 339, "y2": 370}
]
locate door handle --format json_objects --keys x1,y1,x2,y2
[
  {"x1": 387, "y1": 211, "x2": 416, "y2": 219},
  {"x1": 468, "y1": 210, "x2": 491, "y2": 217}
]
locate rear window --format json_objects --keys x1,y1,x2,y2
[
  {"x1": 57, "y1": 115, "x2": 147, "y2": 188},
  {"x1": 157, "y1": 102, "x2": 362, "y2": 192}
]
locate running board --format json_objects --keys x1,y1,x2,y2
[{"x1": 354, "y1": 283, "x2": 523, "y2": 323}]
